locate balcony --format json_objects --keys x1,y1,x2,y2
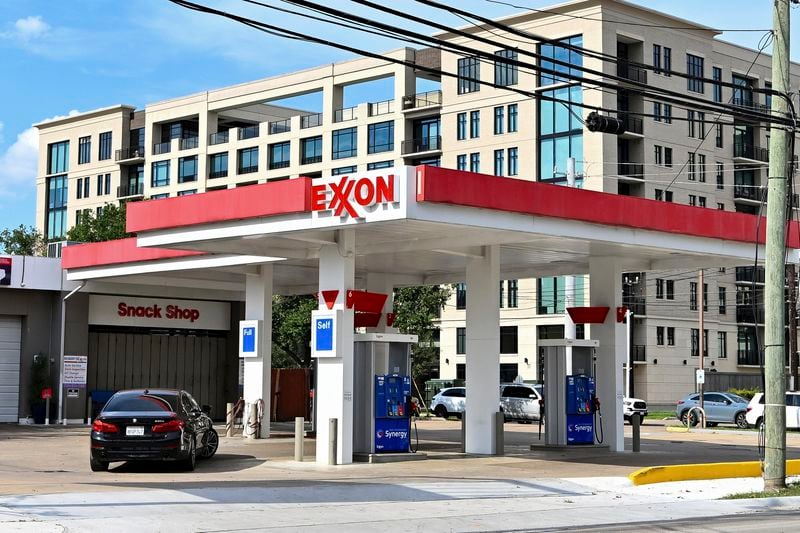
[
  {"x1": 617, "y1": 63, "x2": 648, "y2": 84},
  {"x1": 734, "y1": 142, "x2": 769, "y2": 163},
  {"x1": 334, "y1": 106, "x2": 357, "y2": 123},
  {"x1": 402, "y1": 90, "x2": 442, "y2": 110},
  {"x1": 238, "y1": 125, "x2": 260, "y2": 140},
  {"x1": 401, "y1": 136, "x2": 441, "y2": 155},
  {"x1": 736, "y1": 266, "x2": 765, "y2": 284},
  {"x1": 733, "y1": 183, "x2": 762, "y2": 202},
  {"x1": 179, "y1": 137, "x2": 198, "y2": 150},
  {"x1": 623, "y1": 297, "x2": 646, "y2": 316},
  {"x1": 369, "y1": 99, "x2": 394, "y2": 117},
  {"x1": 209, "y1": 131, "x2": 229, "y2": 145},
  {"x1": 736, "y1": 305, "x2": 765, "y2": 324},
  {"x1": 632, "y1": 345, "x2": 646, "y2": 363},
  {"x1": 301, "y1": 113, "x2": 322, "y2": 129},
  {"x1": 115, "y1": 146, "x2": 145, "y2": 162},
  {"x1": 153, "y1": 142, "x2": 171, "y2": 155},
  {"x1": 617, "y1": 162, "x2": 644, "y2": 180},
  {"x1": 268, "y1": 119, "x2": 290, "y2": 135},
  {"x1": 117, "y1": 181, "x2": 144, "y2": 199},
  {"x1": 620, "y1": 114, "x2": 643, "y2": 135},
  {"x1": 732, "y1": 97, "x2": 770, "y2": 117},
  {"x1": 738, "y1": 349, "x2": 761, "y2": 366}
]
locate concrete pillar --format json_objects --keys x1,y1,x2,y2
[
  {"x1": 243, "y1": 264, "x2": 273, "y2": 439},
  {"x1": 465, "y1": 245, "x2": 500, "y2": 454},
  {"x1": 316, "y1": 229, "x2": 356, "y2": 464},
  {"x1": 589, "y1": 257, "x2": 625, "y2": 452}
]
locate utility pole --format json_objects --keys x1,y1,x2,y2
[
  {"x1": 790, "y1": 264, "x2": 798, "y2": 391},
  {"x1": 763, "y1": 0, "x2": 791, "y2": 491},
  {"x1": 564, "y1": 157, "x2": 577, "y2": 374},
  {"x1": 699, "y1": 270, "x2": 705, "y2": 419}
]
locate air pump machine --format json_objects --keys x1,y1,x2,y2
[{"x1": 538, "y1": 339, "x2": 601, "y2": 446}]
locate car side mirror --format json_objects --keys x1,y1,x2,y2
[
  {"x1": 724, "y1": 400, "x2": 731, "y2": 405},
  {"x1": 201, "y1": 405, "x2": 212, "y2": 415}
]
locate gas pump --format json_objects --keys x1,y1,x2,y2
[
  {"x1": 565, "y1": 374, "x2": 595, "y2": 444},
  {"x1": 374, "y1": 374, "x2": 411, "y2": 452}
]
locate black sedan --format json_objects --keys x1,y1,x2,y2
[{"x1": 90, "y1": 388, "x2": 219, "y2": 472}]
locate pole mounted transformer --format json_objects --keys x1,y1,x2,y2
[{"x1": 585, "y1": 112, "x2": 627, "y2": 135}]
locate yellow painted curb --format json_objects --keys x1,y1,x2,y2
[
  {"x1": 629, "y1": 459, "x2": 800, "y2": 485},
  {"x1": 665, "y1": 426, "x2": 689, "y2": 433}
]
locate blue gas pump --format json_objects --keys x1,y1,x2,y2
[
  {"x1": 565, "y1": 374, "x2": 595, "y2": 445},
  {"x1": 374, "y1": 374, "x2": 411, "y2": 453}
]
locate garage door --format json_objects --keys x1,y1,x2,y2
[{"x1": 0, "y1": 316, "x2": 22, "y2": 422}]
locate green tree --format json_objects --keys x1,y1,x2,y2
[
  {"x1": 0, "y1": 225, "x2": 47, "y2": 256},
  {"x1": 66, "y1": 203, "x2": 129, "y2": 243},
  {"x1": 271, "y1": 294, "x2": 318, "y2": 368},
  {"x1": 393, "y1": 285, "x2": 451, "y2": 386}
]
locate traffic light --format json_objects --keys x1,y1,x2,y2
[{"x1": 585, "y1": 112, "x2": 626, "y2": 135}]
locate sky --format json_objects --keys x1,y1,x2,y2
[{"x1": 0, "y1": 0, "x2": 795, "y2": 231}]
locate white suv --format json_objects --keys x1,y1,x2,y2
[
  {"x1": 623, "y1": 397, "x2": 648, "y2": 423},
  {"x1": 745, "y1": 392, "x2": 800, "y2": 428}
]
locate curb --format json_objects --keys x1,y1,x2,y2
[{"x1": 630, "y1": 459, "x2": 800, "y2": 485}]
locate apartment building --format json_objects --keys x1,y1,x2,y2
[{"x1": 34, "y1": 0, "x2": 800, "y2": 406}]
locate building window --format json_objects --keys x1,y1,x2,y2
[
  {"x1": 268, "y1": 142, "x2": 290, "y2": 170},
  {"x1": 96, "y1": 174, "x2": 103, "y2": 196},
  {"x1": 46, "y1": 175, "x2": 67, "y2": 240},
  {"x1": 457, "y1": 56, "x2": 480, "y2": 94},
  {"x1": 665, "y1": 147, "x2": 673, "y2": 167},
  {"x1": 690, "y1": 282, "x2": 698, "y2": 310},
  {"x1": 666, "y1": 279, "x2": 675, "y2": 299},
  {"x1": 301, "y1": 136, "x2": 323, "y2": 164},
  {"x1": 667, "y1": 326, "x2": 675, "y2": 345},
  {"x1": 457, "y1": 113, "x2": 467, "y2": 140},
  {"x1": 47, "y1": 141, "x2": 69, "y2": 174},
  {"x1": 718, "y1": 331, "x2": 727, "y2": 358},
  {"x1": 367, "y1": 160, "x2": 393, "y2": 170},
  {"x1": 654, "y1": 145, "x2": 663, "y2": 166},
  {"x1": 494, "y1": 106, "x2": 504, "y2": 135},
  {"x1": 538, "y1": 275, "x2": 584, "y2": 314},
  {"x1": 713, "y1": 66, "x2": 723, "y2": 102},
  {"x1": 656, "y1": 326, "x2": 664, "y2": 345},
  {"x1": 699, "y1": 196, "x2": 706, "y2": 208},
  {"x1": 178, "y1": 190, "x2": 196, "y2": 196},
  {"x1": 78, "y1": 136, "x2": 91, "y2": 164},
  {"x1": 83, "y1": 177, "x2": 90, "y2": 198},
  {"x1": 665, "y1": 190, "x2": 673, "y2": 202},
  {"x1": 367, "y1": 121, "x2": 394, "y2": 154},
  {"x1": 716, "y1": 162, "x2": 724, "y2": 189},
  {"x1": 469, "y1": 153, "x2": 480, "y2": 173},
  {"x1": 178, "y1": 156, "x2": 198, "y2": 183},
  {"x1": 99, "y1": 131, "x2": 112, "y2": 160},
  {"x1": 151, "y1": 193, "x2": 169, "y2": 200},
  {"x1": 500, "y1": 326, "x2": 518, "y2": 354},
  {"x1": 494, "y1": 49, "x2": 518, "y2": 86},
  {"x1": 239, "y1": 146, "x2": 260, "y2": 173},
  {"x1": 151, "y1": 160, "x2": 170, "y2": 187},
  {"x1": 332, "y1": 127, "x2": 357, "y2": 159},
  {"x1": 507, "y1": 279, "x2": 518, "y2": 308},
  {"x1": 656, "y1": 278, "x2": 664, "y2": 299},
  {"x1": 76, "y1": 177, "x2": 84, "y2": 199},
  {"x1": 663, "y1": 104, "x2": 672, "y2": 124},
  {"x1": 718, "y1": 202, "x2": 725, "y2": 210},
  {"x1": 653, "y1": 44, "x2": 661, "y2": 73},
  {"x1": 663, "y1": 47, "x2": 672, "y2": 75},
  {"x1": 494, "y1": 149, "x2": 504, "y2": 176},
  {"x1": 505, "y1": 105, "x2": 518, "y2": 135},
  {"x1": 539, "y1": 84, "x2": 582, "y2": 182},
  {"x1": 715, "y1": 123, "x2": 723, "y2": 148},
  {"x1": 209, "y1": 153, "x2": 228, "y2": 178},
  {"x1": 653, "y1": 102, "x2": 662, "y2": 122},
  {"x1": 539, "y1": 34, "x2": 583, "y2": 85},
  {"x1": 508, "y1": 147, "x2": 518, "y2": 176},
  {"x1": 456, "y1": 283, "x2": 466, "y2": 310},
  {"x1": 698, "y1": 154, "x2": 706, "y2": 182},
  {"x1": 456, "y1": 327, "x2": 466, "y2": 354},
  {"x1": 703, "y1": 283, "x2": 709, "y2": 311},
  {"x1": 689, "y1": 194, "x2": 697, "y2": 206},
  {"x1": 499, "y1": 280, "x2": 505, "y2": 308},
  {"x1": 691, "y1": 328, "x2": 699, "y2": 356},
  {"x1": 688, "y1": 111, "x2": 705, "y2": 138},
  {"x1": 470, "y1": 110, "x2": 480, "y2": 138},
  {"x1": 687, "y1": 53, "x2": 704, "y2": 93},
  {"x1": 332, "y1": 165, "x2": 356, "y2": 176},
  {"x1": 688, "y1": 152, "x2": 696, "y2": 180},
  {"x1": 719, "y1": 286, "x2": 727, "y2": 314},
  {"x1": 655, "y1": 189, "x2": 663, "y2": 201},
  {"x1": 456, "y1": 154, "x2": 467, "y2": 171}
]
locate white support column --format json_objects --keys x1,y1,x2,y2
[
  {"x1": 316, "y1": 229, "x2": 356, "y2": 465},
  {"x1": 465, "y1": 245, "x2": 500, "y2": 454},
  {"x1": 243, "y1": 264, "x2": 273, "y2": 439},
  {"x1": 589, "y1": 257, "x2": 625, "y2": 452}
]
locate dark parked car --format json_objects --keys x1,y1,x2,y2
[{"x1": 90, "y1": 388, "x2": 218, "y2": 472}]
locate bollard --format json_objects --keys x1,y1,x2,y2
[
  {"x1": 495, "y1": 411, "x2": 505, "y2": 456},
  {"x1": 632, "y1": 413, "x2": 641, "y2": 453},
  {"x1": 295, "y1": 417, "x2": 305, "y2": 462},
  {"x1": 460, "y1": 412, "x2": 466, "y2": 453},
  {"x1": 226, "y1": 402, "x2": 234, "y2": 438},
  {"x1": 245, "y1": 403, "x2": 258, "y2": 440},
  {"x1": 328, "y1": 418, "x2": 338, "y2": 465}
]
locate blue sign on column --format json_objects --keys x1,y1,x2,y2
[
  {"x1": 315, "y1": 318, "x2": 334, "y2": 351},
  {"x1": 242, "y1": 327, "x2": 256, "y2": 353}
]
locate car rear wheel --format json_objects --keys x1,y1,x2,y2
[
  {"x1": 199, "y1": 428, "x2": 219, "y2": 459},
  {"x1": 735, "y1": 412, "x2": 748, "y2": 429},
  {"x1": 434, "y1": 405, "x2": 449, "y2": 419},
  {"x1": 90, "y1": 456, "x2": 108, "y2": 472},
  {"x1": 680, "y1": 410, "x2": 699, "y2": 427}
]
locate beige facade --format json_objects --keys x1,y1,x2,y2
[{"x1": 35, "y1": 0, "x2": 800, "y2": 407}]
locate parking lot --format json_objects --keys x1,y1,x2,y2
[{"x1": 2, "y1": 417, "x2": 800, "y2": 497}]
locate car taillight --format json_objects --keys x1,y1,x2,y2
[
  {"x1": 92, "y1": 419, "x2": 119, "y2": 433},
  {"x1": 677, "y1": 400, "x2": 684, "y2": 405},
  {"x1": 152, "y1": 419, "x2": 184, "y2": 433}
]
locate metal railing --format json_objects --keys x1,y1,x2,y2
[
  {"x1": 238, "y1": 164, "x2": 259, "y2": 174},
  {"x1": 301, "y1": 155, "x2": 322, "y2": 165},
  {"x1": 209, "y1": 169, "x2": 228, "y2": 179},
  {"x1": 732, "y1": 97, "x2": 770, "y2": 115},
  {"x1": 618, "y1": 162, "x2": 644, "y2": 179},
  {"x1": 238, "y1": 125, "x2": 260, "y2": 140},
  {"x1": 736, "y1": 266, "x2": 765, "y2": 284},
  {"x1": 268, "y1": 160, "x2": 291, "y2": 170},
  {"x1": 621, "y1": 114, "x2": 643, "y2": 135},
  {"x1": 117, "y1": 181, "x2": 144, "y2": 198},
  {"x1": 333, "y1": 106, "x2": 357, "y2": 123},
  {"x1": 209, "y1": 131, "x2": 229, "y2": 145},
  {"x1": 301, "y1": 113, "x2": 322, "y2": 129},
  {"x1": 368, "y1": 99, "x2": 394, "y2": 116},
  {"x1": 268, "y1": 119, "x2": 290, "y2": 135},
  {"x1": 632, "y1": 345, "x2": 646, "y2": 362},
  {"x1": 617, "y1": 63, "x2": 648, "y2": 84},
  {"x1": 733, "y1": 142, "x2": 769, "y2": 162},
  {"x1": 115, "y1": 146, "x2": 145, "y2": 161},
  {"x1": 737, "y1": 349, "x2": 761, "y2": 366},
  {"x1": 179, "y1": 137, "x2": 198, "y2": 150},
  {"x1": 733, "y1": 183, "x2": 761, "y2": 201},
  {"x1": 401, "y1": 135, "x2": 441, "y2": 154},
  {"x1": 402, "y1": 90, "x2": 442, "y2": 110},
  {"x1": 736, "y1": 305, "x2": 765, "y2": 324},
  {"x1": 153, "y1": 142, "x2": 171, "y2": 155}
]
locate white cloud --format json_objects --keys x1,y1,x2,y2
[
  {"x1": 13, "y1": 16, "x2": 50, "y2": 41},
  {"x1": 0, "y1": 111, "x2": 79, "y2": 200},
  {"x1": 0, "y1": 16, "x2": 91, "y2": 59}
]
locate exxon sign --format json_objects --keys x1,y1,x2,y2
[{"x1": 311, "y1": 172, "x2": 398, "y2": 219}]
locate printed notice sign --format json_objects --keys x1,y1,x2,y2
[{"x1": 63, "y1": 355, "x2": 88, "y2": 388}]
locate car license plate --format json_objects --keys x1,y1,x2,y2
[{"x1": 126, "y1": 426, "x2": 144, "y2": 437}]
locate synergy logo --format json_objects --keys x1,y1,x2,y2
[
  {"x1": 377, "y1": 429, "x2": 408, "y2": 440},
  {"x1": 311, "y1": 174, "x2": 396, "y2": 218}
]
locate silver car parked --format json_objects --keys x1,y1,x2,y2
[{"x1": 675, "y1": 391, "x2": 749, "y2": 428}]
